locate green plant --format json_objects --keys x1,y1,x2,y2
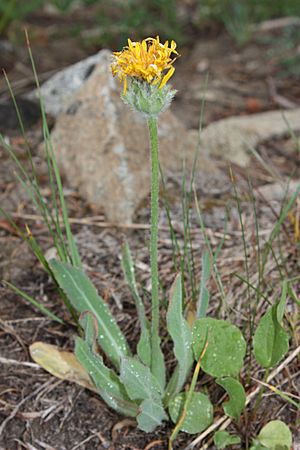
[{"x1": 1, "y1": 35, "x2": 296, "y2": 449}]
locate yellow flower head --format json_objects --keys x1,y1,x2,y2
[{"x1": 111, "y1": 36, "x2": 178, "y2": 94}]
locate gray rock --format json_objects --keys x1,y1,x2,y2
[
  {"x1": 200, "y1": 109, "x2": 300, "y2": 166},
  {"x1": 28, "y1": 50, "x2": 112, "y2": 116}
]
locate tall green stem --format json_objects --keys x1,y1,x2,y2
[{"x1": 148, "y1": 117, "x2": 165, "y2": 389}]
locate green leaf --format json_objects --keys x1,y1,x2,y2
[
  {"x1": 75, "y1": 338, "x2": 138, "y2": 417},
  {"x1": 120, "y1": 356, "x2": 167, "y2": 431},
  {"x1": 192, "y1": 318, "x2": 246, "y2": 378},
  {"x1": 214, "y1": 430, "x2": 241, "y2": 449},
  {"x1": 166, "y1": 274, "x2": 193, "y2": 395},
  {"x1": 197, "y1": 251, "x2": 211, "y2": 318},
  {"x1": 121, "y1": 242, "x2": 151, "y2": 366},
  {"x1": 169, "y1": 391, "x2": 213, "y2": 434},
  {"x1": 120, "y1": 356, "x2": 162, "y2": 402},
  {"x1": 250, "y1": 443, "x2": 268, "y2": 450},
  {"x1": 253, "y1": 302, "x2": 289, "y2": 369},
  {"x1": 256, "y1": 420, "x2": 292, "y2": 450},
  {"x1": 216, "y1": 377, "x2": 246, "y2": 421},
  {"x1": 151, "y1": 334, "x2": 166, "y2": 392},
  {"x1": 50, "y1": 259, "x2": 130, "y2": 368},
  {"x1": 136, "y1": 398, "x2": 168, "y2": 432}
]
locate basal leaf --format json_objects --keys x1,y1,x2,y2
[
  {"x1": 166, "y1": 274, "x2": 193, "y2": 396},
  {"x1": 216, "y1": 377, "x2": 246, "y2": 421},
  {"x1": 75, "y1": 338, "x2": 138, "y2": 417},
  {"x1": 151, "y1": 333, "x2": 166, "y2": 392},
  {"x1": 50, "y1": 259, "x2": 130, "y2": 368},
  {"x1": 120, "y1": 356, "x2": 162, "y2": 403},
  {"x1": 192, "y1": 318, "x2": 246, "y2": 378},
  {"x1": 169, "y1": 391, "x2": 213, "y2": 434},
  {"x1": 137, "y1": 398, "x2": 168, "y2": 432},
  {"x1": 253, "y1": 303, "x2": 289, "y2": 369},
  {"x1": 121, "y1": 242, "x2": 151, "y2": 366},
  {"x1": 30, "y1": 341, "x2": 96, "y2": 392},
  {"x1": 214, "y1": 430, "x2": 241, "y2": 449},
  {"x1": 256, "y1": 420, "x2": 292, "y2": 450}
]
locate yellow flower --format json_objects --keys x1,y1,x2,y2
[{"x1": 111, "y1": 36, "x2": 178, "y2": 94}]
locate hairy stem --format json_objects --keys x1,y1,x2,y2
[{"x1": 148, "y1": 117, "x2": 165, "y2": 387}]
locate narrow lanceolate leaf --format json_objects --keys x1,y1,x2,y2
[
  {"x1": 151, "y1": 334, "x2": 166, "y2": 392},
  {"x1": 121, "y1": 242, "x2": 151, "y2": 366},
  {"x1": 120, "y1": 356, "x2": 162, "y2": 402},
  {"x1": 253, "y1": 301, "x2": 289, "y2": 369},
  {"x1": 216, "y1": 377, "x2": 246, "y2": 421},
  {"x1": 120, "y1": 356, "x2": 167, "y2": 430},
  {"x1": 137, "y1": 398, "x2": 168, "y2": 432},
  {"x1": 197, "y1": 251, "x2": 211, "y2": 319},
  {"x1": 75, "y1": 338, "x2": 138, "y2": 417},
  {"x1": 50, "y1": 259, "x2": 130, "y2": 368},
  {"x1": 166, "y1": 274, "x2": 193, "y2": 396}
]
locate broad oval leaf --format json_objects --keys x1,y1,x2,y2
[
  {"x1": 166, "y1": 274, "x2": 193, "y2": 396},
  {"x1": 216, "y1": 377, "x2": 246, "y2": 421},
  {"x1": 257, "y1": 420, "x2": 292, "y2": 450},
  {"x1": 192, "y1": 318, "x2": 246, "y2": 378},
  {"x1": 253, "y1": 303, "x2": 289, "y2": 369},
  {"x1": 214, "y1": 430, "x2": 241, "y2": 449},
  {"x1": 169, "y1": 391, "x2": 213, "y2": 434},
  {"x1": 50, "y1": 259, "x2": 130, "y2": 368}
]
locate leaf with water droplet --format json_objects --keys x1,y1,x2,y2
[
  {"x1": 192, "y1": 318, "x2": 246, "y2": 378},
  {"x1": 120, "y1": 356, "x2": 162, "y2": 402},
  {"x1": 50, "y1": 259, "x2": 130, "y2": 369},
  {"x1": 137, "y1": 398, "x2": 168, "y2": 432},
  {"x1": 169, "y1": 391, "x2": 213, "y2": 434},
  {"x1": 75, "y1": 337, "x2": 138, "y2": 417}
]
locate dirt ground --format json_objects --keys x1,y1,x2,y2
[{"x1": 0, "y1": 11, "x2": 300, "y2": 450}]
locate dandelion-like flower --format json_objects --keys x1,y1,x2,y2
[{"x1": 111, "y1": 36, "x2": 179, "y2": 117}]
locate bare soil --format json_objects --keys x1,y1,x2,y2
[{"x1": 0, "y1": 11, "x2": 299, "y2": 450}]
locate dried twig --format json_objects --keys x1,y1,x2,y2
[{"x1": 0, "y1": 356, "x2": 40, "y2": 369}]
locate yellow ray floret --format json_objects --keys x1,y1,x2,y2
[{"x1": 111, "y1": 36, "x2": 178, "y2": 93}]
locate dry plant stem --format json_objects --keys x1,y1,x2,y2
[
  {"x1": 148, "y1": 117, "x2": 161, "y2": 379},
  {"x1": 184, "y1": 344, "x2": 300, "y2": 450},
  {"x1": 169, "y1": 341, "x2": 209, "y2": 450}
]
